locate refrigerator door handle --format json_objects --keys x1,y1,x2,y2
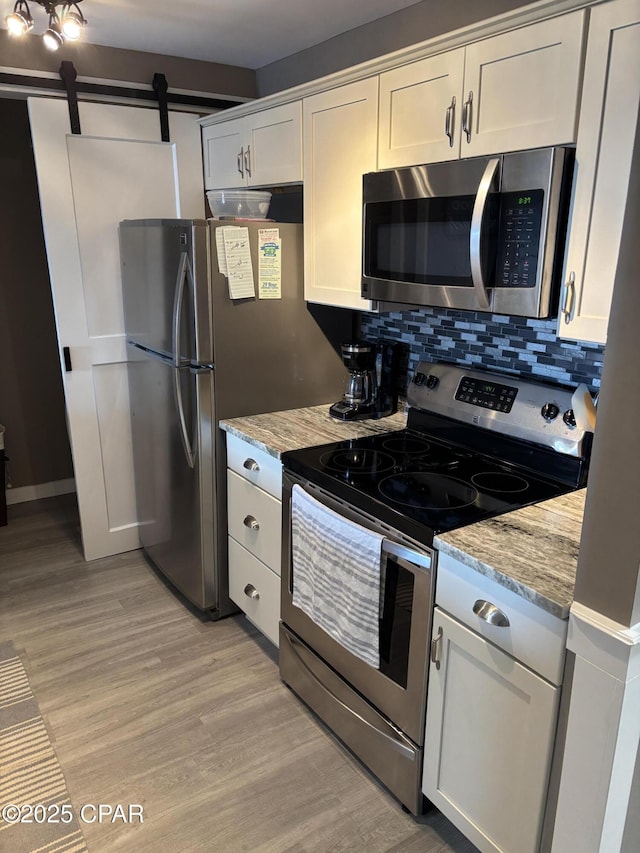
[
  {"x1": 174, "y1": 368, "x2": 196, "y2": 470},
  {"x1": 172, "y1": 251, "x2": 196, "y2": 469},
  {"x1": 172, "y1": 251, "x2": 190, "y2": 368}
]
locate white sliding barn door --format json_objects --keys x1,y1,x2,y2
[{"x1": 28, "y1": 97, "x2": 204, "y2": 560}]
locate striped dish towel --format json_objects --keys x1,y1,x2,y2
[{"x1": 291, "y1": 484, "x2": 384, "y2": 668}]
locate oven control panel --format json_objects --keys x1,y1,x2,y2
[
  {"x1": 454, "y1": 376, "x2": 518, "y2": 413},
  {"x1": 408, "y1": 361, "x2": 591, "y2": 458}
]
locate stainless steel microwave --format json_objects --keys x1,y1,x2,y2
[{"x1": 361, "y1": 147, "x2": 573, "y2": 317}]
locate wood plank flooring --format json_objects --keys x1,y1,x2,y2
[{"x1": 0, "y1": 496, "x2": 478, "y2": 853}]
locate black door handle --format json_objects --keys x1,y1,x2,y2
[{"x1": 63, "y1": 347, "x2": 72, "y2": 372}]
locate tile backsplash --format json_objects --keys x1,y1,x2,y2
[{"x1": 360, "y1": 307, "x2": 604, "y2": 394}]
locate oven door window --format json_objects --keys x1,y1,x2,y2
[
  {"x1": 379, "y1": 553, "x2": 414, "y2": 689},
  {"x1": 364, "y1": 194, "x2": 498, "y2": 288}
]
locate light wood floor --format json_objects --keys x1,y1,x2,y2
[{"x1": 0, "y1": 495, "x2": 478, "y2": 853}]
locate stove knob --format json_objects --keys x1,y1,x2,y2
[
  {"x1": 541, "y1": 402, "x2": 560, "y2": 421},
  {"x1": 413, "y1": 372, "x2": 426, "y2": 386},
  {"x1": 563, "y1": 409, "x2": 577, "y2": 428},
  {"x1": 426, "y1": 374, "x2": 439, "y2": 390}
]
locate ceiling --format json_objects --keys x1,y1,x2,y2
[{"x1": 44, "y1": 0, "x2": 427, "y2": 70}]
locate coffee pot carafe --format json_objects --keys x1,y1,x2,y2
[
  {"x1": 329, "y1": 340, "x2": 400, "y2": 421},
  {"x1": 329, "y1": 341, "x2": 377, "y2": 420}
]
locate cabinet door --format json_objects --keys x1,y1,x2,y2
[
  {"x1": 378, "y1": 49, "x2": 465, "y2": 168},
  {"x1": 558, "y1": 0, "x2": 640, "y2": 344},
  {"x1": 202, "y1": 117, "x2": 246, "y2": 189},
  {"x1": 303, "y1": 78, "x2": 378, "y2": 311},
  {"x1": 245, "y1": 102, "x2": 302, "y2": 186},
  {"x1": 462, "y1": 11, "x2": 586, "y2": 157},
  {"x1": 423, "y1": 608, "x2": 559, "y2": 853}
]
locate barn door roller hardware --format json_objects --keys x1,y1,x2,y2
[
  {"x1": 152, "y1": 73, "x2": 170, "y2": 143},
  {"x1": 59, "y1": 60, "x2": 81, "y2": 134}
]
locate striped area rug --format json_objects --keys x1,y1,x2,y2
[{"x1": 0, "y1": 640, "x2": 88, "y2": 852}]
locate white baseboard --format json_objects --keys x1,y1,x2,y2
[{"x1": 5, "y1": 478, "x2": 76, "y2": 506}]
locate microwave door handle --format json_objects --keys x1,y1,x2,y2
[{"x1": 470, "y1": 157, "x2": 500, "y2": 312}]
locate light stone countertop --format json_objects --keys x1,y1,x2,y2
[
  {"x1": 435, "y1": 489, "x2": 586, "y2": 619},
  {"x1": 220, "y1": 404, "x2": 407, "y2": 459},
  {"x1": 220, "y1": 405, "x2": 585, "y2": 618}
]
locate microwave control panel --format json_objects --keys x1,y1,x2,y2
[{"x1": 495, "y1": 189, "x2": 544, "y2": 289}]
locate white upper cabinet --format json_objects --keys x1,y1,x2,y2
[
  {"x1": 202, "y1": 117, "x2": 245, "y2": 189},
  {"x1": 303, "y1": 78, "x2": 379, "y2": 311},
  {"x1": 202, "y1": 101, "x2": 302, "y2": 190},
  {"x1": 558, "y1": 0, "x2": 640, "y2": 344},
  {"x1": 378, "y1": 49, "x2": 465, "y2": 168},
  {"x1": 462, "y1": 11, "x2": 586, "y2": 157},
  {"x1": 378, "y1": 11, "x2": 586, "y2": 168}
]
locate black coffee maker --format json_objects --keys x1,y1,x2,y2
[{"x1": 329, "y1": 339, "x2": 400, "y2": 420}]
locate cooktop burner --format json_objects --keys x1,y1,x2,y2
[
  {"x1": 379, "y1": 472, "x2": 479, "y2": 510},
  {"x1": 319, "y1": 448, "x2": 395, "y2": 475},
  {"x1": 380, "y1": 435, "x2": 431, "y2": 455},
  {"x1": 471, "y1": 471, "x2": 530, "y2": 493}
]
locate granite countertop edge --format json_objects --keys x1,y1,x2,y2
[
  {"x1": 433, "y1": 536, "x2": 570, "y2": 619},
  {"x1": 221, "y1": 420, "x2": 283, "y2": 460},
  {"x1": 220, "y1": 405, "x2": 584, "y2": 620},
  {"x1": 434, "y1": 489, "x2": 586, "y2": 620},
  {"x1": 220, "y1": 403, "x2": 408, "y2": 459}
]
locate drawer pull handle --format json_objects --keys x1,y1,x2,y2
[
  {"x1": 243, "y1": 458, "x2": 260, "y2": 472},
  {"x1": 244, "y1": 583, "x2": 260, "y2": 600},
  {"x1": 473, "y1": 599, "x2": 510, "y2": 627},
  {"x1": 243, "y1": 515, "x2": 260, "y2": 531},
  {"x1": 431, "y1": 626, "x2": 443, "y2": 671}
]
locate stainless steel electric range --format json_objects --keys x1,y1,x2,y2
[{"x1": 279, "y1": 361, "x2": 592, "y2": 815}]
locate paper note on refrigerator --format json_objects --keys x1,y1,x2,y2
[
  {"x1": 258, "y1": 228, "x2": 282, "y2": 299},
  {"x1": 220, "y1": 226, "x2": 255, "y2": 299},
  {"x1": 214, "y1": 228, "x2": 229, "y2": 275}
]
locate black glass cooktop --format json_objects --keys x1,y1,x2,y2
[{"x1": 283, "y1": 420, "x2": 582, "y2": 544}]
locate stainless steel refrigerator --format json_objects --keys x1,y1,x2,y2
[{"x1": 119, "y1": 219, "x2": 351, "y2": 616}]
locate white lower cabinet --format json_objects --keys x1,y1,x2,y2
[
  {"x1": 424, "y1": 555, "x2": 565, "y2": 853},
  {"x1": 227, "y1": 470, "x2": 282, "y2": 571},
  {"x1": 228, "y1": 538, "x2": 281, "y2": 646},
  {"x1": 226, "y1": 434, "x2": 283, "y2": 646}
]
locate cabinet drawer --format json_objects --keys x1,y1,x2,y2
[
  {"x1": 226, "y1": 433, "x2": 282, "y2": 499},
  {"x1": 227, "y1": 469, "x2": 282, "y2": 573},
  {"x1": 435, "y1": 551, "x2": 567, "y2": 685},
  {"x1": 228, "y1": 537, "x2": 280, "y2": 646}
]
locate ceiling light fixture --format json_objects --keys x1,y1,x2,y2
[
  {"x1": 5, "y1": 0, "x2": 33, "y2": 35},
  {"x1": 4, "y1": 0, "x2": 87, "y2": 47}
]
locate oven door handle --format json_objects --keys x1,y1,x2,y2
[
  {"x1": 382, "y1": 539, "x2": 432, "y2": 572},
  {"x1": 470, "y1": 156, "x2": 500, "y2": 312},
  {"x1": 285, "y1": 630, "x2": 417, "y2": 761}
]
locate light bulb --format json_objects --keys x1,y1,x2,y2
[
  {"x1": 61, "y1": 11, "x2": 83, "y2": 40},
  {"x1": 5, "y1": 10, "x2": 32, "y2": 36},
  {"x1": 43, "y1": 27, "x2": 64, "y2": 50}
]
